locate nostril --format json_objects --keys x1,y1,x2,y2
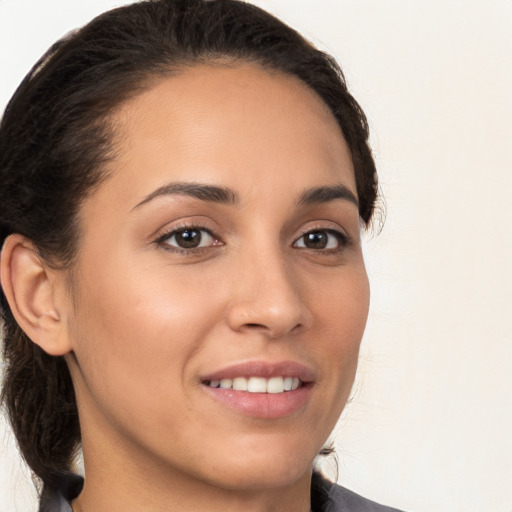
[
  {"x1": 227, "y1": 297, "x2": 312, "y2": 338},
  {"x1": 240, "y1": 321, "x2": 305, "y2": 338}
]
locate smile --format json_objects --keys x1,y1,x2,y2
[
  {"x1": 200, "y1": 361, "x2": 315, "y2": 418},
  {"x1": 204, "y1": 376, "x2": 302, "y2": 393}
]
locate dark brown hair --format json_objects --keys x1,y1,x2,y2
[{"x1": 0, "y1": 0, "x2": 378, "y2": 491}]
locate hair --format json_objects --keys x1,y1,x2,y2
[{"x1": 0, "y1": 0, "x2": 378, "y2": 492}]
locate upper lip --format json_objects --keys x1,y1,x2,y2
[{"x1": 201, "y1": 360, "x2": 316, "y2": 383}]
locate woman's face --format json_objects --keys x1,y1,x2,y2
[{"x1": 63, "y1": 63, "x2": 369, "y2": 491}]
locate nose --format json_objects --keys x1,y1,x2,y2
[{"x1": 225, "y1": 246, "x2": 313, "y2": 339}]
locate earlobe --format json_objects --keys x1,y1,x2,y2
[{"x1": 0, "y1": 234, "x2": 72, "y2": 356}]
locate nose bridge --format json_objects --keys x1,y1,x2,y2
[{"x1": 227, "y1": 237, "x2": 311, "y2": 337}]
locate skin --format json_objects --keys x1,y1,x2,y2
[{"x1": 4, "y1": 63, "x2": 370, "y2": 512}]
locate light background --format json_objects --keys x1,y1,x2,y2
[{"x1": 1, "y1": 1, "x2": 511, "y2": 511}]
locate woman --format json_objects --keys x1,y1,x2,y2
[{"x1": 0, "y1": 1, "x2": 403, "y2": 511}]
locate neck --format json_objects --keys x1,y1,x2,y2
[
  {"x1": 73, "y1": 465, "x2": 312, "y2": 512},
  {"x1": 73, "y1": 434, "x2": 313, "y2": 512}
]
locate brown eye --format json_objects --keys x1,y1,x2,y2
[
  {"x1": 161, "y1": 228, "x2": 218, "y2": 250},
  {"x1": 294, "y1": 229, "x2": 346, "y2": 250}
]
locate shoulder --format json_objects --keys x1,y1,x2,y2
[
  {"x1": 326, "y1": 483, "x2": 406, "y2": 512},
  {"x1": 38, "y1": 473, "x2": 83, "y2": 512},
  {"x1": 312, "y1": 472, "x2": 407, "y2": 512}
]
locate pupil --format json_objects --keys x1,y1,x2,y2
[
  {"x1": 176, "y1": 229, "x2": 201, "y2": 248},
  {"x1": 305, "y1": 231, "x2": 327, "y2": 249}
]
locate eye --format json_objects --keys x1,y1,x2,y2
[
  {"x1": 158, "y1": 227, "x2": 221, "y2": 250},
  {"x1": 293, "y1": 229, "x2": 347, "y2": 250}
]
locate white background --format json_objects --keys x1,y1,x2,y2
[{"x1": 1, "y1": 1, "x2": 511, "y2": 511}]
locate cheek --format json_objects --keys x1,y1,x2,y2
[
  {"x1": 311, "y1": 262, "x2": 370, "y2": 346},
  {"x1": 67, "y1": 257, "x2": 225, "y2": 421},
  {"x1": 74, "y1": 253, "x2": 221, "y2": 345},
  {"x1": 308, "y1": 263, "x2": 369, "y2": 399}
]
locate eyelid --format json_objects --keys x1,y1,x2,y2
[
  {"x1": 292, "y1": 224, "x2": 352, "y2": 250},
  {"x1": 154, "y1": 222, "x2": 224, "y2": 252},
  {"x1": 152, "y1": 220, "x2": 352, "y2": 254}
]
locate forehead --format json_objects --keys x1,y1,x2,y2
[{"x1": 101, "y1": 62, "x2": 356, "y2": 207}]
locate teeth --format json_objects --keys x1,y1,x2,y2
[
  {"x1": 267, "y1": 377, "x2": 284, "y2": 394},
  {"x1": 207, "y1": 376, "x2": 303, "y2": 393},
  {"x1": 232, "y1": 377, "x2": 248, "y2": 391},
  {"x1": 220, "y1": 379, "x2": 232, "y2": 389},
  {"x1": 247, "y1": 377, "x2": 267, "y2": 393}
]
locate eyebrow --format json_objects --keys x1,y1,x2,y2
[
  {"x1": 132, "y1": 181, "x2": 358, "y2": 211},
  {"x1": 297, "y1": 184, "x2": 359, "y2": 207},
  {"x1": 132, "y1": 182, "x2": 239, "y2": 210}
]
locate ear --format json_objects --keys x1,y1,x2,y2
[{"x1": 0, "y1": 234, "x2": 72, "y2": 356}]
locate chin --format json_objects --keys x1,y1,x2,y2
[
  {"x1": 209, "y1": 465, "x2": 312, "y2": 493},
  {"x1": 195, "y1": 441, "x2": 318, "y2": 492}
]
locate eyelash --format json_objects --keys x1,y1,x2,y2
[
  {"x1": 154, "y1": 223, "x2": 222, "y2": 255},
  {"x1": 154, "y1": 223, "x2": 351, "y2": 255},
  {"x1": 294, "y1": 226, "x2": 351, "y2": 253}
]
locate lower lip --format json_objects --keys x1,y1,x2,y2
[{"x1": 202, "y1": 384, "x2": 312, "y2": 419}]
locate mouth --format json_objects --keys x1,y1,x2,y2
[
  {"x1": 200, "y1": 361, "x2": 314, "y2": 418},
  {"x1": 203, "y1": 376, "x2": 303, "y2": 393}
]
